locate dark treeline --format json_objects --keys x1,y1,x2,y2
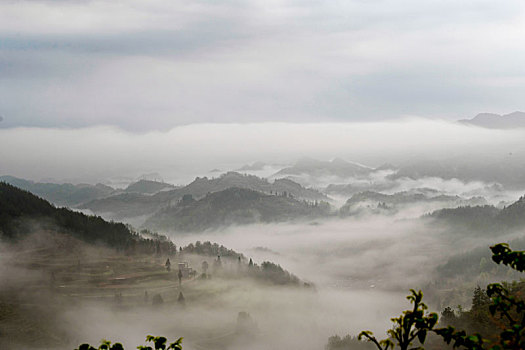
[
  {"x1": 180, "y1": 240, "x2": 243, "y2": 259},
  {"x1": 0, "y1": 182, "x2": 175, "y2": 255},
  {"x1": 428, "y1": 195, "x2": 525, "y2": 234},
  {"x1": 180, "y1": 240, "x2": 302, "y2": 286},
  {"x1": 326, "y1": 335, "x2": 375, "y2": 350}
]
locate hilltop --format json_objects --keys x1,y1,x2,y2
[
  {"x1": 124, "y1": 179, "x2": 177, "y2": 194},
  {"x1": 0, "y1": 175, "x2": 115, "y2": 206},
  {"x1": 80, "y1": 172, "x2": 328, "y2": 222},
  {"x1": 143, "y1": 187, "x2": 331, "y2": 232},
  {"x1": 273, "y1": 157, "x2": 373, "y2": 179},
  {"x1": 427, "y1": 195, "x2": 525, "y2": 233},
  {"x1": 459, "y1": 111, "x2": 525, "y2": 129},
  {"x1": 340, "y1": 190, "x2": 486, "y2": 216}
]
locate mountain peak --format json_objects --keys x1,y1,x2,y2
[{"x1": 460, "y1": 111, "x2": 525, "y2": 129}]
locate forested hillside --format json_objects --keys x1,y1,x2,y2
[
  {"x1": 79, "y1": 172, "x2": 328, "y2": 222},
  {"x1": 0, "y1": 175, "x2": 115, "y2": 206},
  {"x1": 0, "y1": 182, "x2": 174, "y2": 253},
  {"x1": 143, "y1": 187, "x2": 331, "y2": 232},
  {"x1": 429, "y1": 195, "x2": 525, "y2": 233}
]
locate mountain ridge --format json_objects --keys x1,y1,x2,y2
[
  {"x1": 459, "y1": 111, "x2": 525, "y2": 129},
  {"x1": 143, "y1": 187, "x2": 331, "y2": 232}
]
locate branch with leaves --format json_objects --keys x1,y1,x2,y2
[
  {"x1": 358, "y1": 289, "x2": 438, "y2": 350},
  {"x1": 75, "y1": 336, "x2": 182, "y2": 350},
  {"x1": 359, "y1": 243, "x2": 525, "y2": 350}
]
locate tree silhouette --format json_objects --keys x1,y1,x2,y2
[
  {"x1": 359, "y1": 290, "x2": 438, "y2": 350},
  {"x1": 360, "y1": 243, "x2": 525, "y2": 350},
  {"x1": 76, "y1": 335, "x2": 182, "y2": 350},
  {"x1": 201, "y1": 260, "x2": 209, "y2": 275}
]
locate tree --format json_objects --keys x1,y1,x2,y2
[
  {"x1": 76, "y1": 336, "x2": 182, "y2": 350},
  {"x1": 359, "y1": 290, "x2": 438, "y2": 350},
  {"x1": 359, "y1": 243, "x2": 525, "y2": 350},
  {"x1": 440, "y1": 307, "x2": 456, "y2": 325},
  {"x1": 201, "y1": 260, "x2": 209, "y2": 275},
  {"x1": 178, "y1": 291, "x2": 185, "y2": 306}
]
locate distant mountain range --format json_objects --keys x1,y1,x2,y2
[
  {"x1": 78, "y1": 172, "x2": 328, "y2": 222},
  {"x1": 0, "y1": 175, "x2": 116, "y2": 206},
  {"x1": 237, "y1": 161, "x2": 267, "y2": 171},
  {"x1": 124, "y1": 179, "x2": 177, "y2": 194},
  {"x1": 0, "y1": 176, "x2": 177, "y2": 207},
  {"x1": 143, "y1": 187, "x2": 331, "y2": 232},
  {"x1": 428, "y1": 195, "x2": 525, "y2": 233},
  {"x1": 340, "y1": 190, "x2": 486, "y2": 216},
  {"x1": 459, "y1": 111, "x2": 525, "y2": 129},
  {"x1": 273, "y1": 157, "x2": 374, "y2": 179}
]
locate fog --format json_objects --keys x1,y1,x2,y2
[
  {"x1": 0, "y1": 227, "x2": 407, "y2": 350},
  {"x1": 3, "y1": 206, "x2": 518, "y2": 350},
  {"x1": 3, "y1": 1, "x2": 525, "y2": 348},
  {"x1": 2, "y1": 120, "x2": 525, "y2": 349},
  {"x1": 2, "y1": 119, "x2": 525, "y2": 185}
]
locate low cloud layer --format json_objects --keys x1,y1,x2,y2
[{"x1": 1, "y1": 119, "x2": 525, "y2": 185}]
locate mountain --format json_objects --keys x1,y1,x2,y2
[
  {"x1": 273, "y1": 157, "x2": 373, "y2": 179},
  {"x1": 143, "y1": 187, "x2": 331, "y2": 232},
  {"x1": 0, "y1": 175, "x2": 115, "y2": 206},
  {"x1": 79, "y1": 172, "x2": 328, "y2": 222},
  {"x1": 428, "y1": 195, "x2": 525, "y2": 233},
  {"x1": 175, "y1": 172, "x2": 327, "y2": 201},
  {"x1": 325, "y1": 182, "x2": 395, "y2": 197},
  {"x1": 179, "y1": 241, "x2": 303, "y2": 286},
  {"x1": 459, "y1": 111, "x2": 525, "y2": 129},
  {"x1": 340, "y1": 190, "x2": 486, "y2": 216},
  {"x1": 124, "y1": 179, "x2": 176, "y2": 194},
  {"x1": 0, "y1": 182, "x2": 174, "y2": 253},
  {"x1": 237, "y1": 161, "x2": 267, "y2": 171}
]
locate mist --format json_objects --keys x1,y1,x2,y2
[
  {"x1": 3, "y1": 1, "x2": 525, "y2": 348},
  {"x1": 1, "y1": 119, "x2": 525, "y2": 185},
  {"x1": 0, "y1": 216, "x2": 450, "y2": 350}
]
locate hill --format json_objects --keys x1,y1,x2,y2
[
  {"x1": 340, "y1": 190, "x2": 486, "y2": 216},
  {"x1": 237, "y1": 161, "x2": 267, "y2": 171},
  {"x1": 459, "y1": 111, "x2": 525, "y2": 129},
  {"x1": 272, "y1": 157, "x2": 373, "y2": 179},
  {"x1": 79, "y1": 172, "x2": 327, "y2": 222},
  {"x1": 0, "y1": 175, "x2": 115, "y2": 206},
  {"x1": 143, "y1": 187, "x2": 331, "y2": 232},
  {"x1": 124, "y1": 179, "x2": 176, "y2": 194},
  {"x1": 0, "y1": 182, "x2": 174, "y2": 253},
  {"x1": 173, "y1": 172, "x2": 328, "y2": 201},
  {"x1": 428, "y1": 195, "x2": 525, "y2": 233}
]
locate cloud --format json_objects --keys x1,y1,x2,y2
[
  {"x1": 1, "y1": 0, "x2": 525, "y2": 130},
  {"x1": 1, "y1": 119, "x2": 525, "y2": 185}
]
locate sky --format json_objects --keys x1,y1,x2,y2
[{"x1": 1, "y1": 0, "x2": 525, "y2": 131}]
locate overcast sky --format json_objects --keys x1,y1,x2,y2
[{"x1": 0, "y1": 0, "x2": 524, "y2": 130}]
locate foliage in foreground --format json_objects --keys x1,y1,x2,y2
[
  {"x1": 75, "y1": 336, "x2": 182, "y2": 350},
  {"x1": 359, "y1": 243, "x2": 525, "y2": 350}
]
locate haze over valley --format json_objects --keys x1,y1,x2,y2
[{"x1": 4, "y1": 129, "x2": 525, "y2": 349}]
